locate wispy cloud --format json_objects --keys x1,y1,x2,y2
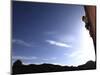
[
  {"x1": 12, "y1": 39, "x2": 34, "y2": 47},
  {"x1": 42, "y1": 57, "x2": 57, "y2": 61},
  {"x1": 12, "y1": 56, "x2": 37, "y2": 60},
  {"x1": 69, "y1": 51, "x2": 81, "y2": 57},
  {"x1": 42, "y1": 58, "x2": 49, "y2": 61},
  {"x1": 64, "y1": 50, "x2": 83, "y2": 58},
  {"x1": 46, "y1": 40, "x2": 71, "y2": 48},
  {"x1": 45, "y1": 30, "x2": 74, "y2": 43},
  {"x1": 64, "y1": 53, "x2": 69, "y2": 56}
]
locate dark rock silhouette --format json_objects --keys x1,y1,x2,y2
[
  {"x1": 78, "y1": 60, "x2": 96, "y2": 70},
  {"x1": 12, "y1": 60, "x2": 23, "y2": 74},
  {"x1": 12, "y1": 60, "x2": 96, "y2": 75}
]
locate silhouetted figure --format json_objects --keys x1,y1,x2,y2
[{"x1": 82, "y1": 16, "x2": 90, "y2": 30}]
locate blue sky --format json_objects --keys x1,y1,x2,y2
[{"x1": 12, "y1": 1, "x2": 95, "y2": 66}]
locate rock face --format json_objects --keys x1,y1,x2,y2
[
  {"x1": 83, "y1": 6, "x2": 96, "y2": 54},
  {"x1": 12, "y1": 60, "x2": 96, "y2": 75}
]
